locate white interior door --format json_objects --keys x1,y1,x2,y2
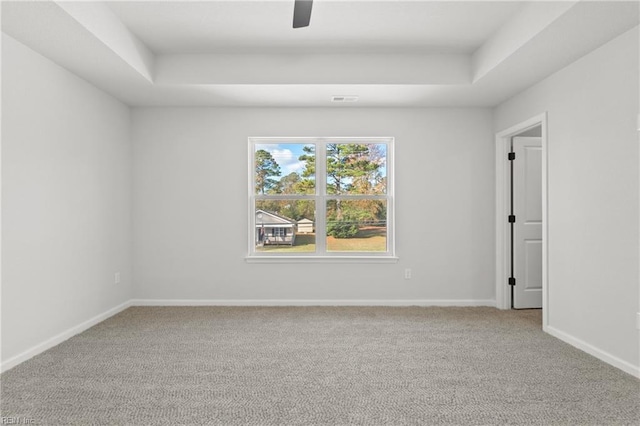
[{"x1": 513, "y1": 137, "x2": 542, "y2": 309}]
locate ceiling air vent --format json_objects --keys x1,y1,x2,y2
[{"x1": 331, "y1": 95, "x2": 359, "y2": 103}]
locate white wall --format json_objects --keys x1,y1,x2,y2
[
  {"x1": 495, "y1": 27, "x2": 640, "y2": 372},
  {"x1": 132, "y1": 108, "x2": 495, "y2": 303},
  {"x1": 1, "y1": 35, "x2": 133, "y2": 365}
]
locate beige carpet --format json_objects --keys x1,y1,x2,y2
[{"x1": 1, "y1": 306, "x2": 638, "y2": 425}]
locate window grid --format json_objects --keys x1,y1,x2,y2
[{"x1": 248, "y1": 137, "x2": 395, "y2": 259}]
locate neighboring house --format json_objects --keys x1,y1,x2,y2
[
  {"x1": 255, "y1": 210, "x2": 296, "y2": 246},
  {"x1": 297, "y1": 218, "x2": 314, "y2": 234}
]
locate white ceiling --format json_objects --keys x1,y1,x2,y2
[
  {"x1": 106, "y1": 1, "x2": 524, "y2": 54},
  {"x1": 2, "y1": 0, "x2": 639, "y2": 107}
]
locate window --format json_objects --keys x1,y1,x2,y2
[{"x1": 248, "y1": 137, "x2": 395, "y2": 262}]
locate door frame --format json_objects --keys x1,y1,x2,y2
[{"x1": 495, "y1": 113, "x2": 549, "y2": 328}]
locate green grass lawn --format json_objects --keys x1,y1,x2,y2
[
  {"x1": 256, "y1": 227, "x2": 386, "y2": 253},
  {"x1": 328, "y1": 226, "x2": 386, "y2": 252}
]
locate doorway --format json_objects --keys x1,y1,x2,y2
[{"x1": 495, "y1": 114, "x2": 548, "y2": 326}]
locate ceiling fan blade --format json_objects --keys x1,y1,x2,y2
[{"x1": 293, "y1": 0, "x2": 313, "y2": 28}]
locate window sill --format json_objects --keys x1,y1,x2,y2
[{"x1": 245, "y1": 256, "x2": 399, "y2": 264}]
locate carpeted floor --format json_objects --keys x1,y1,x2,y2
[{"x1": 1, "y1": 306, "x2": 638, "y2": 425}]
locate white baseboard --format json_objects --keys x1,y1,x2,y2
[
  {"x1": 0, "y1": 300, "x2": 132, "y2": 373},
  {"x1": 545, "y1": 325, "x2": 640, "y2": 378},
  {"x1": 131, "y1": 299, "x2": 497, "y2": 307}
]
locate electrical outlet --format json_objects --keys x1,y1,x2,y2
[
  {"x1": 114, "y1": 272, "x2": 121, "y2": 284},
  {"x1": 404, "y1": 268, "x2": 412, "y2": 279}
]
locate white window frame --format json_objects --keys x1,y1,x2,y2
[{"x1": 247, "y1": 137, "x2": 397, "y2": 263}]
